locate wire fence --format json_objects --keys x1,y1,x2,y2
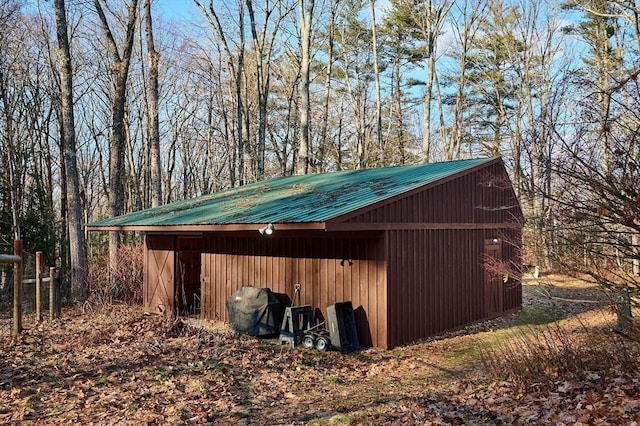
[{"x1": 0, "y1": 248, "x2": 60, "y2": 337}]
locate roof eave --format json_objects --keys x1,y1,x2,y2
[
  {"x1": 86, "y1": 222, "x2": 328, "y2": 233},
  {"x1": 325, "y1": 222, "x2": 523, "y2": 232}
]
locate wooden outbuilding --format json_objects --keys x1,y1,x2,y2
[{"x1": 87, "y1": 157, "x2": 523, "y2": 349}]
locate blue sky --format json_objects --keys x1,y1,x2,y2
[{"x1": 156, "y1": 0, "x2": 201, "y2": 20}]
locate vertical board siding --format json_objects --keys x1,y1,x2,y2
[
  {"x1": 201, "y1": 231, "x2": 387, "y2": 348},
  {"x1": 386, "y1": 228, "x2": 522, "y2": 348},
  {"x1": 346, "y1": 163, "x2": 521, "y2": 225}
]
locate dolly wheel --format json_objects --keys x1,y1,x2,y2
[
  {"x1": 315, "y1": 336, "x2": 328, "y2": 351},
  {"x1": 302, "y1": 335, "x2": 315, "y2": 349}
]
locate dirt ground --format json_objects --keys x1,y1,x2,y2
[{"x1": 0, "y1": 274, "x2": 638, "y2": 425}]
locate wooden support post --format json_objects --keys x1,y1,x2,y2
[
  {"x1": 49, "y1": 267, "x2": 55, "y2": 320},
  {"x1": 56, "y1": 268, "x2": 61, "y2": 318},
  {"x1": 13, "y1": 240, "x2": 23, "y2": 336},
  {"x1": 36, "y1": 251, "x2": 43, "y2": 323},
  {"x1": 49, "y1": 267, "x2": 59, "y2": 320}
]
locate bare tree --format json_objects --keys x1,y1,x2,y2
[
  {"x1": 369, "y1": 0, "x2": 383, "y2": 166},
  {"x1": 0, "y1": 1, "x2": 24, "y2": 241},
  {"x1": 194, "y1": 0, "x2": 246, "y2": 186},
  {"x1": 54, "y1": 0, "x2": 88, "y2": 300},
  {"x1": 92, "y1": 0, "x2": 139, "y2": 276},
  {"x1": 504, "y1": 0, "x2": 566, "y2": 268},
  {"x1": 551, "y1": 129, "x2": 640, "y2": 330},
  {"x1": 316, "y1": 0, "x2": 339, "y2": 171},
  {"x1": 547, "y1": 0, "x2": 640, "y2": 335},
  {"x1": 296, "y1": 0, "x2": 314, "y2": 175},
  {"x1": 144, "y1": 0, "x2": 162, "y2": 207},
  {"x1": 417, "y1": 0, "x2": 452, "y2": 163},
  {"x1": 445, "y1": 0, "x2": 486, "y2": 160},
  {"x1": 245, "y1": 0, "x2": 293, "y2": 179}
]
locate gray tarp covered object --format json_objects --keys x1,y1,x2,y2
[{"x1": 226, "y1": 286, "x2": 282, "y2": 336}]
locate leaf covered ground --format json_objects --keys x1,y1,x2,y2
[{"x1": 1, "y1": 275, "x2": 639, "y2": 425}]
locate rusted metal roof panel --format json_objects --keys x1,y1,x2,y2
[{"x1": 87, "y1": 157, "x2": 496, "y2": 229}]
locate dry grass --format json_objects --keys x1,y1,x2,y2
[
  {"x1": 481, "y1": 276, "x2": 639, "y2": 391},
  {"x1": 481, "y1": 318, "x2": 640, "y2": 390}
]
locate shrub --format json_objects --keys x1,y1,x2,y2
[{"x1": 87, "y1": 243, "x2": 143, "y2": 305}]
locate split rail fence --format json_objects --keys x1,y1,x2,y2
[{"x1": 0, "y1": 240, "x2": 61, "y2": 336}]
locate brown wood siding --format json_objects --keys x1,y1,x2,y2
[
  {"x1": 501, "y1": 228, "x2": 523, "y2": 313},
  {"x1": 386, "y1": 228, "x2": 522, "y2": 348},
  {"x1": 144, "y1": 235, "x2": 175, "y2": 315},
  {"x1": 200, "y1": 231, "x2": 388, "y2": 348},
  {"x1": 344, "y1": 162, "x2": 520, "y2": 225}
]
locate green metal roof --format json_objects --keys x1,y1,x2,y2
[{"x1": 87, "y1": 157, "x2": 497, "y2": 229}]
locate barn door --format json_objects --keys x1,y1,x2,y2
[
  {"x1": 484, "y1": 239, "x2": 503, "y2": 318},
  {"x1": 145, "y1": 235, "x2": 175, "y2": 315}
]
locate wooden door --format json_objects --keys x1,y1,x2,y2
[
  {"x1": 484, "y1": 239, "x2": 503, "y2": 318},
  {"x1": 145, "y1": 235, "x2": 175, "y2": 315}
]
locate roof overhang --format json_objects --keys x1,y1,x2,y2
[
  {"x1": 85, "y1": 222, "x2": 328, "y2": 232},
  {"x1": 87, "y1": 220, "x2": 522, "y2": 233},
  {"x1": 325, "y1": 222, "x2": 523, "y2": 232}
]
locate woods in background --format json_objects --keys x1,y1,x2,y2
[{"x1": 0, "y1": 0, "x2": 638, "y2": 303}]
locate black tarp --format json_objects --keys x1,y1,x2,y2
[{"x1": 226, "y1": 287, "x2": 282, "y2": 336}]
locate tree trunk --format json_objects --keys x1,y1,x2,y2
[
  {"x1": 318, "y1": 0, "x2": 337, "y2": 172},
  {"x1": 144, "y1": 0, "x2": 162, "y2": 207},
  {"x1": 392, "y1": 56, "x2": 405, "y2": 165},
  {"x1": 446, "y1": 0, "x2": 484, "y2": 160},
  {"x1": 422, "y1": 51, "x2": 435, "y2": 163},
  {"x1": 297, "y1": 0, "x2": 314, "y2": 175},
  {"x1": 54, "y1": 0, "x2": 88, "y2": 301},
  {"x1": 369, "y1": 0, "x2": 383, "y2": 166},
  {"x1": 0, "y1": 57, "x2": 20, "y2": 240},
  {"x1": 420, "y1": 0, "x2": 452, "y2": 163}
]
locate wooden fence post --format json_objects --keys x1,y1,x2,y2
[
  {"x1": 49, "y1": 267, "x2": 55, "y2": 320},
  {"x1": 13, "y1": 240, "x2": 23, "y2": 336},
  {"x1": 36, "y1": 251, "x2": 43, "y2": 323},
  {"x1": 56, "y1": 268, "x2": 61, "y2": 318},
  {"x1": 49, "y1": 267, "x2": 60, "y2": 320}
]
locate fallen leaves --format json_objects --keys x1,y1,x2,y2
[{"x1": 0, "y1": 278, "x2": 639, "y2": 424}]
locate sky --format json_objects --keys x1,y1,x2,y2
[{"x1": 156, "y1": 0, "x2": 207, "y2": 21}]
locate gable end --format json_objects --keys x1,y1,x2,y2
[{"x1": 328, "y1": 160, "x2": 522, "y2": 227}]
